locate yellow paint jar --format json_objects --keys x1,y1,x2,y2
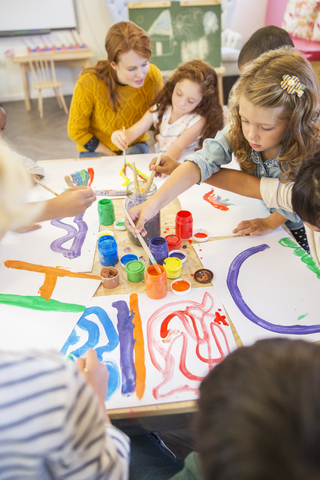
[{"x1": 163, "y1": 257, "x2": 182, "y2": 279}]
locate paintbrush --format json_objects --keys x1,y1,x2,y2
[
  {"x1": 64, "y1": 175, "x2": 74, "y2": 188},
  {"x1": 34, "y1": 178, "x2": 58, "y2": 196},
  {"x1": 94, "y1": 189, "x2": 128, "y2": 196},
  {"x1": 121, "y1": 205, "x2": 162, "y2": 275},
  {"x1": 123, "y1": 126, "x2": 126, "y2": 167},
  {"x1": 143, "y1": 153, "x2": 163, "y2": 195},
  {"x1": 132, "y1": 162, "x2": 140, "y2": 194}
]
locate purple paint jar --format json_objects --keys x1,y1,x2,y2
[
  {"x1": 149, "y1": 236, "x2": 169, "y2": 265},
  {"x1": 125, "y1": 181, "x2": 160, "y2": 247}
]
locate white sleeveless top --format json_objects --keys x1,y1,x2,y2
[{"x1": 153, "y1": 105, "x2": 202, "y2": 160}]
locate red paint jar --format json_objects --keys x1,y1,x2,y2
[
  {"x1": 175, "y1": 210, "x2": 193, "y2": 239},
  {"x1": 165, "y1": 234, "x2": 182, "y2": 251},
  {"x1": 145, "y1": 265, "x2": 167, "y2": 299}
]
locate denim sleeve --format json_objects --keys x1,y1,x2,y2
[{"x1": 182, "y1": 126, "x2": 233, "y2": 184}]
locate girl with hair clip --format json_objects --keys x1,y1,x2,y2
[
  {"x1": 68, "y1": 21, "x2": 163, "y2": 158},
  {"x1": 111, "y1": 59, "x2": 223, "y2": 162},
  {"x1": 126, "y1": 47, "x2": 320, "y2": 253}
]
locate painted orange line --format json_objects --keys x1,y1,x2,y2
[
  {"x1": 4, "y1": 260, "x2": 101, "y2": 300},
  {"x1": 130, "y1": 293, "x2": 146, "y2": 400}
]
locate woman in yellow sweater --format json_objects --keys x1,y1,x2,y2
[{"x1": 68, "y1": 21, "x2": 163, "y2": 158}]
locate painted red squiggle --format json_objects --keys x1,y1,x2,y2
[
  {"x1": 203, "y1": 189, "x2": 229, "y2": 211},
  {"x1": 147, "y1": 293, "x2": 232, "y2": 399}
]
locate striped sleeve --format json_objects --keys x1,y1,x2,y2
[{"x1": 0, "y1": 351, "x2": 130, "y2": 480}]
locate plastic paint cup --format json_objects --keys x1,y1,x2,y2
[
  {"x1": 101, "y1": 267, "x2": 119, "y2": 289},
  {"x1": 171, "y1": 279, "x2": 191, "y2": 296},
  {"x1": 193, "y1": 229, "x2": 209, "y2": 242},
  {"x1": 168, "y1": 250, "x2": 187, "y2": 263},
  {"x1": 149, "y1": 236, "x2": 169, "y2": 265},
  {"x1": 175, "y1": 210, "x2": 193, "y2": 239},
  {"x1": 98, "y1": 199, "x2": 115, "y2": 226},
  {"x1": 165, "y1": 234, "x2": 181, "y2": 251},
  {"x1": 114, "y1": 218, "x2": 126, "y2": 230},
  {"x1": 163, "y1": 257, "x2": 182, "y2": 279},
  {"x1": 145, "y1": 265, "x2": 167, "y2": 299},
  {"x1": 97, "y1": 229, "x2": 114, "y2": 238},
  {"x1": 97, "y1": 235, "x2": 118, "y2": 266},
  {"x1": 120, "y1": 253, "x2": 139, "y2": 268},
  {"x1": 125, "y1": 260, "x2": 145, "y2": 282}
]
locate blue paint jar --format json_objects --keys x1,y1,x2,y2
[
  {"x1": 149, "y1": 236, "x2": 169, "y2": 265},
  {"x1": 98, "y1": 235, "x2": 118, "y2": 266}
]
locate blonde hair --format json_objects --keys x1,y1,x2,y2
[
  {"x1": 228, "y1": 46, "x2": 320, "y2": 182},
  {"x1": 82, "y1": 21, "x2": 151, "y2": 112},
  {"x1": 0, "y1": 140, "x2": 42, "y2": 235}
]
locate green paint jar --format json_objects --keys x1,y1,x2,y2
[
  {"x1": 125, "y1": 260, "x2": 145, "y2": 282},
  {"x1": 98, "y1": 199, "x2": 115, "y2": 226}
]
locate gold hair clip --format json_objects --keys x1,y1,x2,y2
[{"x1": 280, "y1": 75, "x2": 305, "y2": 97}]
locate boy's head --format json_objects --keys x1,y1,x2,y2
[
  {"x1": 292, "y1": 154, "x2": 320, "y2": 232},
  {"x1": 196, "y1": 338, "x2": 320, "y2": 480},
  {"x1": 238, "y1": 26, "x2": 294, "y2": 71},
  {"x1": 0, "y1": 104, "x2": 6, "y2": 139}
]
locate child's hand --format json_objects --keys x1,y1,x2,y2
[
  {"x1": 149, "y1": 154, "x2": 180, "y2": 177},
  {"x1": 75, "y1": 349, "x2": 110, "y2": 422},
  {"x1": 111, "y1": 130, "x2": 128, "y2": 151},
  {"x1": 49, "y1": 186, "x2": 96, "y2": 218},
  {"x1": 125, "y1": 201, "x2": 159, "y2": 237},
  {"x1": 233, "y1": 218, "x2": 277, "y2": 236},
  {"x1": 31, "y1": 174, "x2": 41, "y2": 183}
]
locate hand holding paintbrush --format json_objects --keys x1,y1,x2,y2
[
  {"x1": 144, "y1": 153, "x2": 163, "y2": 194},
  {"x1": 121, "y1": 205, "x2": 162, "y2": 275}
]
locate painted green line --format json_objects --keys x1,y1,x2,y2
[
  {"x1": 279, "y1": 237, "x2": 320, "y2": 279},
  {"x1": 0, "y1": 294, "x2": 86, "y2": 312}
]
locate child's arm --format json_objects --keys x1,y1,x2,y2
[
  {"x1": 205, "y1": 169, "x2": 289, "y2": 235},
  {"x1": 233, "y1": 211, "x2": 286, "y2": 236},
  {"x1": 32, "y1": 186, "x2": 96, "y2": 222},
  {"x1": 204, "y1": 168, "x2": 262, "y2": 198},
  {"x1": 127, "y1": 161, "x2": 201, "y2": 235},
  {"x1": 111, "y1": 110, "x2": 154, "y2": 151},
  {"x1": 165, "y1": 117, "x2": 206, "y2": 160}
]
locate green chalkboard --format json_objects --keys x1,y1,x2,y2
[{"x1": 128, "y1": 1, "x2": 221, "y2": 71}]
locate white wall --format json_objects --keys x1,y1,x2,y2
[
  {"x1": 0, "y1": 0, "x2": 114, "y2": 102},
  {"x1": 0, "y1": 0, "x2": 268, "y2": 102},
  {"x1": 229, "y1": 0, "x2": 268, "y2": 43}
]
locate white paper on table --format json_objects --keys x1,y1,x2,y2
[
  {"x1": 61, "y1": 287, "x2": 237, "y2": 410},
  {"x1": 0, "y1": 263, "x2": 101, "y2": 351},
  {"x1": 193, "y1": 231, "x2": 320, "y2": 346},
  {"x1": 0, "y1": 202, "x2": 99, "y2": 273},
  {"x1": 37, "y1": 154, "x2": 167, "y2": 197},
  {"x1": 179, "y1": 182, "x2": 269, "y2": 237}
]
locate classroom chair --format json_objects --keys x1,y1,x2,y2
[{"x1": 28, "y1": 54, "x2": 69, "y2": 119}]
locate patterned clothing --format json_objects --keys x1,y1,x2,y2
[
  {"x1": 152, "y1": 106, "x2": 202, "y2": 160},
  {"x1": 68, "y1": 64, "x2": 163, "y2": 153},
  {"x1": 0, "y1": 351, "x2": 129, "y2": 479}
]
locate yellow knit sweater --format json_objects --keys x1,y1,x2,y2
[{"x1": 68, "y1": 64, "x2": 163, "y2": 152}]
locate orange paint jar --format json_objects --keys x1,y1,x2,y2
[{"x1": 145, "y1": 265, "x2": 167, "y2": 300}]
